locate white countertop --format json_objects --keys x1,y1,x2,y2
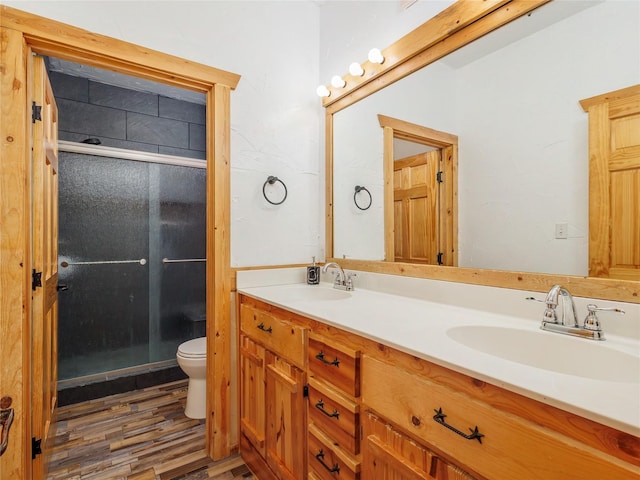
[{"x1": 237, "y1": 279, "x2": 640, "y2": 437}]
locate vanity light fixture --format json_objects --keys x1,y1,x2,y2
[
  {"x1": 349, "y1": 62, "x2": 364, "y2": 77},
  {"x1": 331, "y1": 75, "x2": 346, "y2": 88},
  {"x1": 368, "y1": 48, "x2": 385, "y2": 64},
  {"x1": 316, "y1": 85, "x2": 330, "y2": 97}
]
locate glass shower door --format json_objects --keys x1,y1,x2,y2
[
  {"x1": 152, "y1": 163, "x2": 207, "y2": 362},
  {"x1": 58, "y1": 151, "x2": 206, "y2": 382}
]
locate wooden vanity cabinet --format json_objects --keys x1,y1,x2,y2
[
  {"x1": 238, "y1": 295, "x2": 640, "y2": 480},
  {"x1": 239, "y1": 301, "x2": 308, "y2": 480}
]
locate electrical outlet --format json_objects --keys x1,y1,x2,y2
[{"x1": 555, "y1": 223, "x2": 568, "y2": 239}]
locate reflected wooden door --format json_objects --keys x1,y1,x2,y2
[
  {"x1": 31, "y1": 54, "x2": 59, "y2": 479},
  {"x1": 582, "y1": 84, "x2": 640, "y2": 280},
  {"x1": 393, "y1": 150, "x2": 440, "y2": 264}
]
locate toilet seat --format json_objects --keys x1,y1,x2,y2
[{"x1": 177, "y1": 337, "x2": 206, "y2": 358}]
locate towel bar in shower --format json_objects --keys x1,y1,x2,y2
[
  {"x1": 60, "y1": 258, "x2": 147, "y2": 267},
  {"x1": 162, "y1": 258, "x2": 206, "y2": 264}
]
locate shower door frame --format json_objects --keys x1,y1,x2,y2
[{"x1": 0, "y1": 7, "x2": 240, "y2": 477}]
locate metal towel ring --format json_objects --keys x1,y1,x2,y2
[
  {"x1": 354, "y1": 185, "x2": 372, "y2": 210},
  {"x1": 263, "y1": 176, "x2": 287, "y2": 205}
]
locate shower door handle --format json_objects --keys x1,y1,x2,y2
[{"x1": 0, "y1": 396, "x2": 14, "y2": 457}]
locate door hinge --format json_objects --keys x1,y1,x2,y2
[
  {"x1": 31, "y1": 437, "x2": 42, "y2": 459},
  {"x1": 303, "y1": 385, "x2": 309, "y2": 398},
  {"x1": 437, "y1": 252, "x2": 444, "y2": 265},
  {"x1": 32, "y1": 102, "x2": 42, "y2": 123},
  {"x1": 32, "y1": 269, "x2": 42, "y2": 291},
  {"x1": 436, "y1": 171, "x2": 444, "y2": 183}
]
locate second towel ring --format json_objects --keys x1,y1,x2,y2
[
  {"x1": 263, "y1": 176, "x2": 287, "y2": 205},
  {"x1": 354, "y1": 185, "x2": 372, "y2": 210}
]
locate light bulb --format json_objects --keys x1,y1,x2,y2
[
  {"x1": 349, "y1": 62, "x2": 364, "y2": 77},
  {"x1": 368, "y1": 48, "x2": 385, "y2": 64},
  {"x1": 331, "y1": 75, "x2": 346, "y2": 88},
  {"x1": 316, "y1": 85, "x2": 330, "y2": 98}
]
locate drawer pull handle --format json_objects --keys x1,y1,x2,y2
[
  {"x1": 315, "y1": 449, "x2": 340, "y2": 474},
  {"x1": 257, "y1": 322, "x2": 272, "y2": 333},
  {"x1": 433, "y1": 408, "x2": 484, "y2": 444},
  {"x1": 315, "y1": 399, "x2": 340, "y2": 419},
  {"x1": 315, "y1": 351, "x2": 340, "y2": 367}
]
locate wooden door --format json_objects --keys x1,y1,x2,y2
[
  {"x1": 30, "y1": 55, "x2": 59, "y2": 479},
  {"x1": 239, "y1": 335, "x2": 266, "y2": 457},
  {"x1": 265, "y1": 352, "x2": 306, "y2": 480},
  {"x1": 393, "y1": 150, "x2": 441, "y2": 264},
  {"x1": 581, "y1": 84, "x2": 640, "y2": 280}
]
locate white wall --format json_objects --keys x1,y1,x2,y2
[{"x1": 2, "y1": 0, "x2": 323, "y2": 267}]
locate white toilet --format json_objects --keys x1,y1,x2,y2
[{"x1": 176, "y1": 337, "x2": 207, "y2": 419}]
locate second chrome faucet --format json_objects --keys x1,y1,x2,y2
[{"x1": 528, "y1": 285, "x2": 624, "y2": 340}]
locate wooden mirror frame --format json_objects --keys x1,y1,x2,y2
[
  {"x1": 323, "y1": 0, "x2": 639, "y2": 303},
  {"x1": 0, "y1": 7, "x2": 240, "y2": 473}
]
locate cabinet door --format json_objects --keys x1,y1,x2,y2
[
  {"x1": 363, "y1": 412, "x2": 435, "y2": 480},
  {"x1": 265, "y1": 351, "x2": 306, "y2": 480},
  {"x1": 240, "y1": 334, "x2": 266, "y2": 457}
]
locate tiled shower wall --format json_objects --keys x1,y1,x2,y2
[{"x1": 48, "y1": 71, "x2": 206, "y2": 160}]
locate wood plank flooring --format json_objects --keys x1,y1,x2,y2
[{"x1": 47, "y1": 379, "x2": 254, "y2": 480}]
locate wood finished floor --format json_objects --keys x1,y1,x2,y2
[{"x1": 47, "y1": 379, "x2": 254, "y2": 480}]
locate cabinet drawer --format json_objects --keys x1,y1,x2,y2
[
  {"x1": 309, "y1": 334, "x2": 360, "y2": 397},
  {"x1": 362, "y1": 355, "x2": 638, "y2": 480},
  {"x1": 308, "y1": 424, "x2": 360, "y2": 480},
  {"x1": 363, "y1": 411, "x2": 477, "y2": 480},
  {"x1": 240, "y1": 303, "x2": 306, "y2": 368},
  {"x1": 308, "y1": 377, "x2": 360, "y2": 455}
]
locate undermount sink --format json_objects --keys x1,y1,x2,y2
[{"x1": 447, "y1": 325, "x2": 640, "y2": 383}]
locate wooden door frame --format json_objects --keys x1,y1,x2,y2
[
  {"x1": 0, "y1": 7, "x2": 240, "y2": 477},
  {"x1": 379, "y1": 115, "x2": 458, "y2": 265}
]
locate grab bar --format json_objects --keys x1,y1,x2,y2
[
  {"x1": 61, "y1": 258, "x2": 147, "y2": 267},
  {"x1": 162, "y1": 258, "x2": 206, "y2": 264}
]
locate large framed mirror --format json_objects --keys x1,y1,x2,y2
[{"x1": 324, "y1": 0, "x2": 640, "y2": 302}]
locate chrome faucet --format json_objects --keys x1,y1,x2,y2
[
  {"x1": 322, "y1": 262, "x2": 356, "y2": 291},
  {"x1": 543, "y1": 284, "x2": 579, "y2": 328},
  {"x1": 527, "y1": 285, "x2": 624, "y2": 340}
]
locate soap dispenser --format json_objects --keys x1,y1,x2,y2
[{"x1": 306, "y1": 257, "x2": 320, "y2": 285}]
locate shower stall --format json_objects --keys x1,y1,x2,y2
[{"x1": 57, "y1": 143, "x2": 207, "y2": 385}]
